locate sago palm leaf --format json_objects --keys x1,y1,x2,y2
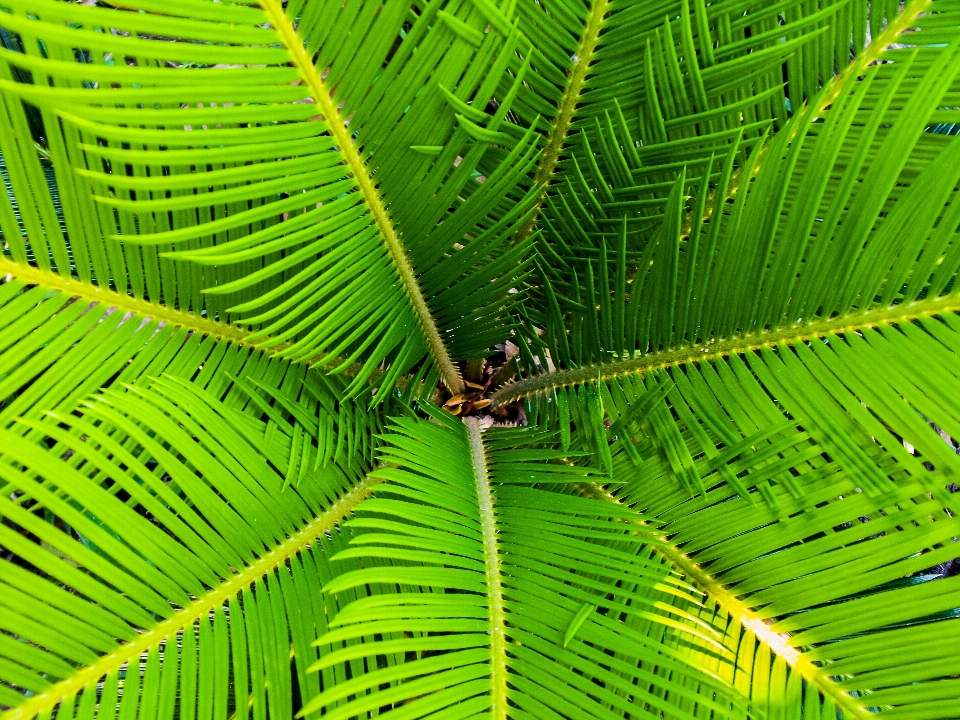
[
  {"x1": 579, "y1": 406, "x2": 960, "y2": 719},
  {"x1": 498, "y1": 6, "x2": 960, "y2": 438},
  {"x1": 0, "y1": 378, "x2": 755, "y2": 720},
  {"x1": 494, "y1": 10, "x2": 960, "y2": 716},
  {"x1": 3, "y1": 0, "x2": 960, "y2": 717},
  {"x1": 301, "y1": 413, "x2": 753, "y2": 719},
  {"x1": 0, "y1": 261, "x2": 422, "y2": 718},
  {"x1": 0, "y1": 377, "x2": 385, "y2": 720},
  {"x1": 0, "y1": 265, "x2": 394, "y2": 465},
  {"x1": 499, "y1": 0, "x2": 919, "y2": 250},
  {"x1": 573, "y1": 468, "x2": 960, "y2": 719},
  {"x1": 534, "y1": 0, "x2": 932, "y2": 264},
  {"x1": 0, "y1": 0, "x2": 539, "y2": 398}
]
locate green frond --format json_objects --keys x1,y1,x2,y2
[
  {"x1": 504, "y1": 0, "x2": 919, "y2": 249},
  {"x1": 0, "y1": 270, "x2": 287, "y2": 428},
  {"x1": 0, "y1": 265, "x2": 400, "y2": 438},
  {"x1": 0, "y1": 0, "x2": 540, "y2": 397},
  {"x1": 534, "y1": 0, "x2": 933, "y2": 259},
  {"x1": 0, "y1": 265, "x2": 421, "y2": 719},
  {"x1": 589, "y1": 396, "x2": 960, "y2": 718},
  {"x1": 490, "y1": 27, "x2": 960, "y2": 704},
  {"x1": 503, "y1": 21, "x2": 960, "y2": 426},
  {"x1": 2, "y1": 0, "x2": 959, "y2": 715},
  {"x1": 569, "y1": 0, "x2": 909, "y2": 142},
  {"x1": 301, "y1": 415, "x2": 752, "y2": 719},
  {"x1": 0, "y1": 378, "x2": 380, "y2": 720}
]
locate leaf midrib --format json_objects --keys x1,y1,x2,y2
[
  {"x1": 1, "y1": 477, "x2": 382, "y2": 720},
  {"x1": 463, "y1": 417, "x2": 508, "y2": 718},
  {"x1": 682, "y1": 0, "x2": 932, "y2": 236},
  {"x1": 259, "y1": 0, "x2": 465, "y2": 394},
  {"x1": 491, "y1": 290, "x2": 960, "y2": 406},
  {"x1": 573, "y1": 482, "x2": 871, "y2": 720},
  {"x1": 511, "y1": 0, "x2": 611, "y2": 244},
  {"x1": 0, "y1": 257, "x2": 280, "y2": 350}
]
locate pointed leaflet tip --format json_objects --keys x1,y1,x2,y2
[{"x1": 563, "y1": 602, "x2": 598, "y2": 647}]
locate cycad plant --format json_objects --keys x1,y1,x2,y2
[{"x1": 1, "y1": 0, "x2": 960, "y2": 717}]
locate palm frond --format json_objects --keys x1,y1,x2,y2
[
  {"x1": 0, "y1": 262, "x2": 407, "y2": 432},
  {"x1": 0, "y1": 0, "x2": 540, "y2": 397},
  {"x1": 477, "y1": 24, "x2": 960, "y2": 712},
  {"x1": 0, "y1": 267, "x2": 288, "y2": 425},
  {"x1": 587, "y1": 414, "x2": 960, "y2": 718},
  {"x1": 0, "y1": 377, "x2": 381, "y2": 720},
  {"x1": 301, "y1": 414, "x2": 752, "y2": 718},
  {"x1": 2, "y1": 0, "x2": 960, "y2": 717},
  {"x1": 501, "y1": 0, "x2": 919, "y2": 248},
  {"x1": 501, "y1": 24, "x2": 960, "y2": 478}
]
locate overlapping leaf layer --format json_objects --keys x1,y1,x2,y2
[{"x1": 2, "y1": 0, "x2": 960, "y2": 717}]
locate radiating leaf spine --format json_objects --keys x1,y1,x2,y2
[
  {"x1": 259, "y1": 0, "x2": 465, "y2": 394},
  {"x1": 464, "y1": 417, "x2": 508, "y2": 718}
]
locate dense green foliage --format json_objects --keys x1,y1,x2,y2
[{"x1": 1, "y1": 0, "x2": 960, "y2": 717}]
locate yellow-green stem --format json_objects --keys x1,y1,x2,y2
[
  {"x1": 814, "y1": 0, "x2": 931, "y2": 118},
  {"x1": 683, "y1": 0, "x2": 932, "y2": 235},
  {"x1": 2, "y1": 477, "x2": 382, "y2": 720},
  {"x1": 259, "y1": 0, "x2": 464, "y2": 394},
  {"x1": 0, "y1": 257, "x2": 272, "y2": 349},
  {"x1": 463, "y1": 417, "x2": 507, "y2": 718},
  {"x1": 512, "y1": 0, "x2": 610, "y2": 244},
  {"x1": 492, "y1": 290, "x2": 960, "y2": 407},
  {"x1": 572, "y1": 482, "x2": 870, "y2": 720}
]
